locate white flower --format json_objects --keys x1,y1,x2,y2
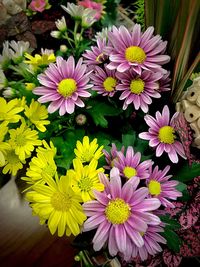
[
  {"x1": 2, "y1": 87, "x2": 15, "y2": 98},
  {"x1": 50, "y1": 31, "x2": 61, "y2": 39},
  {"x1": 60, "y1": 45, "x2": 68, "y2": 53},
  {"x1": 94, "y1": 27, "x2": 112, "y2": 41},
  {"x1": 61, "y1": 3, "x2": 84, "y2": 20},
  {"x1": 81, "y1": 8, "x2": 97, "y2": 28},
  {"x1": 0, "y1": 41, "x2": 12, "y2": 68},
  {"x1": 55, "y1": 16, "x2": 67, "y2": 32},
  {"x1": 0, "y1": 68, "x2": 7, "y2": 89},
  {"x1": 41, "y1": 48, "x2": 54, "y2": 55},
  {"x1": 9, "y1": 40, "x2": 32, "y2": 63}
]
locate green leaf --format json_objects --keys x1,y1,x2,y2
[
  {"x1": 160, "y1": 215, "x2": 181, "y2": 230},
  {"x1": 122, "y1": 132, "x2": 137, "y2": 148},
  {"x1": 173, "y1": 162, "x2": 200, "y2": 182},
  {"x1": 161, "y1": 229, "x2": 182, "y2": 253},
  {"x1": 86, "y1": 100, "x2": 122, "y2": 128}
]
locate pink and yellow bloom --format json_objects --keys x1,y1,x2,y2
[{"x1": 29, "y1": 0, "x2": 46, "y2": 12}]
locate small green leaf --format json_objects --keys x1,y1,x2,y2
[
  {"x1": 176, "y1": 182, "x2": 187, "y2": 192},
  {"x1": 161, "y1": 229, "x2": 182, "y2": 253},
  {"x1": 122, "y1": 132, "x2": 137, "y2": 148},
  {"x1": 173, "y1": 162, "x2": 200, "y2": 182},
  {"x1": 160, "y1": 215, "x2": 181, "y2": 230}
]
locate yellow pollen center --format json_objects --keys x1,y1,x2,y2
[
  {"x1": 15, "y1": 134, "x2": 26, "y2": 146},
  {"x1": 51, "y1": 192, "x2": 72, "y2": 211},
  {"x1": 125, "y1": 46, "x2": 146, "y2": 63},
  {"x1": 80, "y1": 150, "x2": 93, "y2": 162},
  {"x1": 123, "y1": 166, "x2": 137, "y2": 179},
  {"x1": 78, "y1": 177, "x2": 92, "y2": 192},
  {"x1": 130, "y1": 78, "x2": 145, "y2": 94},
  {"x1": 96, "y1": 53, "x2": 105, "y2": 63},
  {"x1": 103, "y1": 77, "x2": 117, "y2": 92},
  {"x1": 148, "y1": 180, "x2": 162, "y2": 196},
  {"x1": 105, "y1": 198, "x2": 131, "y2": 224},
  {"x1": 57, "y1": 78, "x2": 77, "y2": 98},
  {"x1": 158, "y1": 126, "x2": 175, "y2": 144}
]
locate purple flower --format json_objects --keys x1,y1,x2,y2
[
  {"x1": 83, "y1": 168, "x2": 161, "y2": 259},
  {"x1": 106, "y1": 24, "x2": 170, "y2": 74},
  {"x1": 146, "y1": 165, "x2": 182, "y2": 208},
  {"x1": 90, "y1": 65, "x2": 118, "y2": 97},
  {"x1": 113, "y1": 146, "x2": 153, "y2": 180},
  {"x1": 33, "y1": 56, "x2": 92, "y2": 115},
  {"x1": 103, "y1": 143, "x2": 125, "y2": 169},
  {"x1": 132, "y1": 225, "x2": 166, "y2": 261},
  {"x1": 157, "y1": 71, "x2": 171, "y2": 92},
  {"x1": 116, "y1": 69, "x2": 162, "y2": 112},
  {"x1": 139, "y1": 105, "x2": 186, "y2": 163}
]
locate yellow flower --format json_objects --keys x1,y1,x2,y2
[
  {"x1": 26, "y1": 174, "x2": 86, "y2": 237},
  {"x1": 9, "y1": 121, "x2": 42, "y2": 161},
  {"x1": 74, "y1": 136, "x2": 104, "y2": 163},
  {"x1": 0, "y1": 122, "x2": 10, "y2": 166},
  {"x1": 36, "y1": 140, "x2": 57, "y2": 157},
  {"x1": 23, "y1": 150, "x2": 57, "y2": 186},
  {"x1": 25, "y1": 83, "x2": 36, "y2": 91},
  {"x1": 0, "y1": 97, "x2": 24, "y2": 124},
  {"x1": 24, "y1": 99, "x2": 50, "y2": 132},
  {"x1": 3, "y1": 146, "x2": 25, "y2": 175},
  {"x1": 24, "y1": 52, "x2": 56, "y2": 70},
  {"x1": 67, "y1": 158, "x2": 104, "y2": 202}
]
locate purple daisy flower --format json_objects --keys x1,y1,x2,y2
[
  {"x1": 116, "y1": 69, "x2": 162, "y2": 112},
  {"x1": 113, "y1": 146, "x2": 153, "y2": 180},
  {"x1": 106, "y1": 24, "x2": 170, "y2": 74},
  {"x1": 139, "y1": 105, "x2": 186, "y2": 163},
  {"x1": 146, "y1": 165, "x2": 182, "y2": 208},
  {"x1": 90, "y1": 65, "x2": 118, "y2": 97},
  {"x1": 157, "y1": 71, "x2": 171, "y2": 92},
  {"x1": 83, "y1": 167, "x2": 161, "y2": 258},
  {"x1": 131, "y1": 225, "x2": 166, "y2": 261},
  {"x1": 103, "y1": 143, "x2": 125, "y2": 169},
  {"x1": 33, "y1": 56, "x2": 92, "y2": 115},
  {"x1": 82, "y1": 37, "x2": 108, "y2": 66}
]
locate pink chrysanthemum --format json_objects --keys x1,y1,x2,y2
[
  {"x1": 33, "y1": 56, "x2": 92, "y2": 115},
  {"x1": 116, "y1": 69, "x2": 162, "y2": 112},
  {"x1": 83, "y1": 168, "x2": 161, "y2": 258},
  {"x1": 90, "y1": 65, "x2": 118, "y2": 97},
  {"x1": 106, "y1": 24, "x2": 170, "y2": 74},
  {"x1": 131, "y1": 225, "x2": 166, "y2": 261},
  {"x1": 103, "y1": 143, "x2": 125, "y2": 169},
  {"x1": 113, "y1": 146, "x2": 153, "y2": 180},
  {"x1": 146, "y1": 165, "x2": 182, "y2": 208},
  {"x1": 157, "y1": 71, "x2": 171, "y2": 92},
  {"x1": 139, "y1": 105, "x2": 186, "y2": 163},
  {"x1": 82, "y1": 38, "x2": 108, "y2": 66}
]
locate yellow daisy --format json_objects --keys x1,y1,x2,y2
[
  {"x1": 26, "y1": 174, "x2": 86, "y2": 237},
  {"x1": 3, "y1": 146, "x2": 25, "y2": 175},
  {"x1": 24, "y1": 99, "x2": 50, "y2": 132},
  {"x1": 23, "y1": 150, "x2": 57, "y2": 185},
  {"x1": 9, "y1": 120, "x2": 42, "y2": 161},
  {"x1": 74, "y1": 136, "x2": 104, "y2": 163},
  {"x1": 67, "y1": 158, "x2": 104, "y2": 202},
  {"x1": 36, "y1": 140, "x2": 57, "y2": 156},
  {"x1": 0, "y1": 97, "x2": 24, "y2": 124},
  {"x1": 0, "y1": 122, "x2": 10, "y2": 166},
  {"x1": 24, "y1": 52, "x2": 56, "y2": 71}
]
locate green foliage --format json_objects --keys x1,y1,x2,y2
[
  {"x1": 101, "y1": 0, "x2": 121, "y2": 26},
  {"x1": 173, "y1": 162, "x2": 200, "y2": 182},
  {"x1": 134, "y1": 0, "x2": 145, "y2": 29}
]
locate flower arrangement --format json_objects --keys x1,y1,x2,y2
[{"x1": 0, "y1": 0, "x2": 200, "y2": 266}]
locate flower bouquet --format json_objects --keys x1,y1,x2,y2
[{"x1": 0, "y1": 0, "x2": 200, "y2": 266}]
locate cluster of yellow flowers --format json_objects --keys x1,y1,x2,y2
[
  {"x1": 0, "y1": 97, "x2": 50, "y2": 175},
  {"x1": 24, "y1": 135, "x2": 105, "y2": 237}
]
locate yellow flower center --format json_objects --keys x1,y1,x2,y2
[
  {"x1": 15, "y1": 134, "x2": 26, "y2": 146},
  {"x1": 80, "y1": 150, "x2": 93, "y2": 162},
  {"x1": 123, "y1": 166, "x2": 137, "y2": 179},
  {"x1": 158, "y1": 126, "x2": 175, "y2": 144},
  {"x1": 42, "y1": 165, "x2": 56, "y2": 177},
  {"x1": 51, "y1": 191, "x2": 72, "y2": 211},
  {"x1": 125, "y1": 46, "x2": 146, "y2": 63},
  {"x1": 103, "y1": 77, "x2": 117, "y2": 92},
  {"x1": 96, "y1": 53, "x2": 105, "y2": 63},
  {"x1": 57, "y1": 78, "x2": 77, "y2": 98},
  {"x1": 105, "y1": 198, "x2": 131, "y2": 224},
  {"x1": 148, "y1": 180, "x2": 162, "y2": 196},
  {"x1": 130, "y1": 78, "x2": 145, "y2": 94},
  {"x1": 140, "y1": 231, "x2": 145, "y2": 237},
  {"x1": 6, "y1": 150, "x2": 20, "y2": 164},
  {"x1": 78, "y1": 176, "x2": 93, "y2": 192}
]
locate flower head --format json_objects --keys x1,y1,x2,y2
[
  {"x1": 139, "y1": 105, "x2": 186, "y2": 163},
  {"x1": 24, "y1": 99, "x2": 50, "y2": 132},
  {"x1": 103, "y1": 143, "x2": 125, "y2": 169},
  {"x1": 83, "y1": 168, "x2": 161, "y2": 259},
  {"x1": 0, "y1": 97, "x2": 24, "y2": 124},
  {"x1": 67, "y1": 159, "x2": 104, "y2": 202},
  {"x1": 26, "y1": 174, "x2": 86, "y2": 236},
  {"x1": 81, "y1": 8, "x2": 97, "y2": 28},
  {"x1": 107, "y1": 24, "x2": 170, "y2": 74},
  {"x1": 24, "y1": 52, "x2": 56, "y2": 71},
  {"x1": 29, "y1": 0, "x2": 46, "y2": 12},
  {"x1": 146, "y1": 165, "x2": 182, "y2": 208},
  {"x1": 33, "y1": 56, "x2": 92, "y2": 115},
  {"x1": 78, "y1": 0, "x2": 105, "y2": 20},
  {"x1": 90, "y1": 65, "x2": 118, "y2": 97},
  {"x1": 113, "y1": 146, "x2": 153, "y2": 180},
  {"x1": 74, "y1": 136, "x2": 104, "y2": 163},
  {"x1": 0, "y1": 68, "x2": 7, "y2": 90},
  {"x1": 55, "y1": 16, "x2": 67, "y2": 32},
  {"x1": 61, "y1": 3, "x2": 85, "y2": 20},
  {"x1": 116, "y1": 69, "x2": 162, "y2": 112}
]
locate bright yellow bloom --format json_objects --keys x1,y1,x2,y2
[
  {"x1": 15, "y1": 96, "x2": 26, "y2": 108},
  {"x1": 67, "y1": 158, "x2": 104, "y2": 202},
  {"x1": 0, "y1": 97, "x2": 24, "y2": 124},
  {"x1": 24, "y1": 99, "x2": 50, "y2": 132},
  {"x1": 25, "y1": 83, "x2": 36, "y2": 91},
  {"x1": 0, "y1": 122, "x2": 10, "y2": 166},
  {"x1": 3, "y1": 146, "x2": 25, "y2": 175},
  {"x1": 36, "y1": 140, "x2": 57, "y2": 156},
  {"x1": 9, "y1": 121, "x2": 42, "y2": 161},
  {"x1": 26, "y1": 174, "x2": 86, "y2": 237},
  {"x1": 74, "y1": 136, "x2": 104, "y2": 163},
  {"x1": 23, "y1": 150, "x2": 57, "y2": 186},
  {"x1": 24, "y1": 52, "x2": 56, "y2": 70}
]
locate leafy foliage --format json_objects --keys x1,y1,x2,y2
[{"x1": 173, "y1": 162, "x2": 200, "y2": 182}]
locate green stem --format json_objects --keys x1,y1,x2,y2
[{"x1": 73, "y1": 21, "x2": 80, "y2": 49}]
